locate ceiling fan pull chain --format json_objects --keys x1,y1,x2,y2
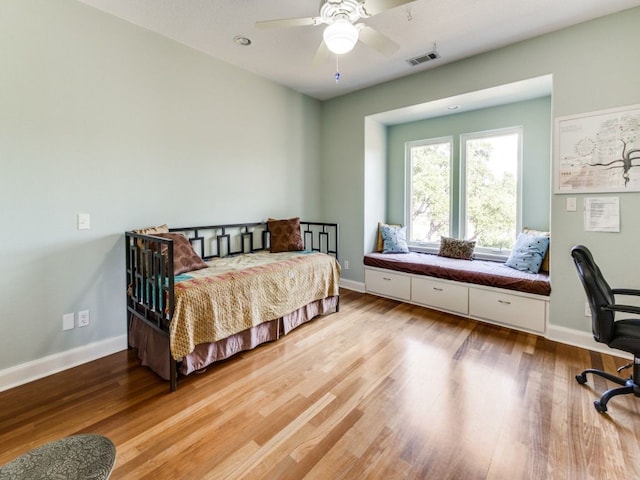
[{"x1": 335, "y1": 56, "x2": 341, "y2": 83}]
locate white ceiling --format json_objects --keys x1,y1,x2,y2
[{"x1": 76, "y1": 0, "x2": 640, "y2": 101}]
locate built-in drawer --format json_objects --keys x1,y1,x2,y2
[
  {"x1": 365, "y1": 268, "x2": 411, "y2": 301},
  {"x1": 469, "y1": 288, "x2": 546, "y2": 333},
  {"x1": 411, "y1": 277, "x2": 469, "y2": 315}
]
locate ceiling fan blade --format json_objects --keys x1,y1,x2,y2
[
  {"x1": 312, "y1": 41, "x2": 331, "y2": 66},
  {"x1": 357, "y1": 24, "x2": 400, "y2": 56},
  {"x1": 361, "y1": 0, "x2": 415, "y2": 16},
  {"x1": 255, "y1": 16, "x2": 320, "y2": 29}
]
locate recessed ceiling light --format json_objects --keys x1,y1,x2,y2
[
  {"x1": 448, "y1": 105, "x2": 460, "y2": 110},
  {"x1": 233, "y1": 36, "x2": 251, "y2": 46}
]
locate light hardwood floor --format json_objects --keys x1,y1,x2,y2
[{"x1": 1, "y1": 289, "x2": 639, "y2": 479}]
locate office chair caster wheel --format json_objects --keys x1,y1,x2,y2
[
  {"x1": 594, "y1": 400, "x2": 607, "y2": 413},
  {"x1": 576, "y1": 373, "x2": 587, "y2": 384}
]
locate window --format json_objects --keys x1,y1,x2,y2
[
  {"x1": 405, "y1": 137, "x2": 452, "y2": 244},
  {"x1": 406, "y1": 127, "x2": 522, "y2": 256}
]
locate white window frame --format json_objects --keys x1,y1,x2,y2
[
  {"x1": 404, "y1": 136, "x2": 453, "y2": 253},
  {"x1": 404, "y1": 127, "x2": 523, "y2": 259},
  {"x1": 460, "y1": 126, "x2": 523, "y2": 260}
]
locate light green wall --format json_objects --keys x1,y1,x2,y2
[
  {"x1": 0, "y1": 0, "x2": 322, "y2": 370},
  {"x1": 3, "y1": 1, "x2": 640, "y2": 378},
  {"x1": 363, "y1": 118, "x2": 388, "y2": 255},
  {"x1": 321, "y1": 7, "x2": 640, "y2": 333},
  {"x1": 386, "y1": 97, "x2": 552, "y2": 233}
]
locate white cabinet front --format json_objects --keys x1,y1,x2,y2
[
  {"x1": 411, "y1": 277, "x2": 469, "y2": 315},
  {"x1": 469, "y1": 288, "x2": 545, "y2": 333},
  {"x1": 365, "y1": 269, "x2": 411, "y2": 301}
]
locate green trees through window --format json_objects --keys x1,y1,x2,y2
[
  {"x1": 408, "y1": 139, "x2": 451, "y2": 243},
  {"x1": 406, "y1": 127, "x2": 522, "y2": 252}
]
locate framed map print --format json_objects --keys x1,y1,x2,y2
[{"x1": 554, "y1": 103, "x2": 640, "y2": 193}]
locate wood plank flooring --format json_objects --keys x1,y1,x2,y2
[{"x1": 1, "y1": 289, "x2": 639, "y2": 479}]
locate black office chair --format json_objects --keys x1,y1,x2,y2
[{"x1": 571, "y1": 245, "x2": 640, "y2": 413}]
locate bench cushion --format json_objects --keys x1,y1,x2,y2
[{"x1": 364, "y1": 252, "x2": 550, "y2": 296}]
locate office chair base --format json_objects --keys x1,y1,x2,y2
[{"x1": 576, "y1": 368, "x2": 640, "y2": 413}]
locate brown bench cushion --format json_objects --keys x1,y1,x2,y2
[{"x1": 364, "y1": 252, "x2": 550, "y2": 296}]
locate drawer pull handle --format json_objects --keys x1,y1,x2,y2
[
  {"x1": 498, "y1": 299, "x2": 511, "y2": 305},
  {"x1": 433, "y1": 287, "x2": 443, "y2": 292},
  {"x1": 382, "y1": 277, "x2": 391, "y2": 281}
]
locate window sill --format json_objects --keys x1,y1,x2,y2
[
  {"x1": 473, "y1": 251, "x2": 509, "y2": 262},
  {"x1": 408, "y1": 245, "x2": 509, "y2": 263}
]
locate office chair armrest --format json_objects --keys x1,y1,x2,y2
[
  {"x1": 611, "y1": 288, "x2": 640, "y2": 297},
  {"x1": 603, "y1": 304, "x2": 640, "y2": 315}
]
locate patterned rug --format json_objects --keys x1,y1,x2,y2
[{"x1": 0, "y1": 434, "x2": 116, "y2": 480}]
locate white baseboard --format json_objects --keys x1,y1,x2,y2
[
  {"x1": 0, "y1": 335, "x2": 128, "y2": 393},
  {"x1": 339, "y1": 279, "x2": 365, "y2": 293},
  {"x1": 1, "y1": 311, "x2": 629, "y2": 393},
  {"x1": 344, "y1": 285, "x2": 632, "y2": 359},
  {"x1": 546, "y1": 324, "x2": 632, "y2": 359}
]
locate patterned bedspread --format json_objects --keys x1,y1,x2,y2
[{"x1": 169, "y1": 251, "x2": 340, "y2": 359}]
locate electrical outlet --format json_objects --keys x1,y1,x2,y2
[
  {"x1": 344, "y1": 260, "x2": 350, "y2": 270},
  {"x1": 78, "y1": 310, "x2": 90, "y2": 327},
  {"x1": 584, "y1": 302, "x2": 591, "y2": 317},
  {"x1": 63, "y1": 313, "x2": 74, "y2": 331}
]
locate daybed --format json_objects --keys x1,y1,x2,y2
[{"x1": 125, "y1": 219, "x2": 340, "y2": 391}]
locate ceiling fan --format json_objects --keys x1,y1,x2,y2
[{"x1": 255, "y1": 0, "x2": 415, "y2": 63}]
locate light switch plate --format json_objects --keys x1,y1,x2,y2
[
  {"x1": 566, "y1": 197, "x2": 577, "y2": 212},
  {"x1": 78, "y1": 213, "x2": 90, "y2": 230},
  {"x1": 63, "y1": 313, "x2": 74, "y2": 331}
]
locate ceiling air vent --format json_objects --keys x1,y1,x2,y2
[{"x1": 406, "y1": 50, "x2": 440, "y2": 66}]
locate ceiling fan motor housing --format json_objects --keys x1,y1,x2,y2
[{"x1": 320, "y1": 0, "x2": 366, "y2": 25}]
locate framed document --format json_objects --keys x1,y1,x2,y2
[{"x1": 554, "y1": 104, "x2": 640, "y2": 193}]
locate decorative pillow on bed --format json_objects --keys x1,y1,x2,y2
[
  {"x1": 133, "y1": 223, "x2": 169, "y2": 235},
  {"x1": 505, "y1": 232, "x2": 550, "y2": 274},
  {"x1": 380, "y1": 224, "x2": 409, "y2": 254},
  {"x1": 268, "y1": 217, "x2": 304, "y2": 253},
  {"x1": 155, "y1": 233, "x2": 208, "y2": 275},
  {"x1": 523, "y1": 227, "x2": 550, "y2": 272},
  {"x1": 377, "y1": 222, "x2": 401, "y2": 252},
  {"x1": 132, "y1": 223, "x2": 169, "y2": 248},
  {"x1": 438, "y1": 236, "x2": 475, "y2": 260}
]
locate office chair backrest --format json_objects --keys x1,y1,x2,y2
[{"x1": 570, "y1": 245, "x2": 616, "y2": 344}]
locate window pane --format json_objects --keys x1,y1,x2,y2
[
  {"x1": 409, "y1": 141, "x2": 451, "y2": 243},
  {"x1": 465, "y1": 132, "x2": 519, "y2": 250}
]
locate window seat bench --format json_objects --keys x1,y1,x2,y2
[{"x1": 363, "y1": 252, "x2": 550, "y2": 334}]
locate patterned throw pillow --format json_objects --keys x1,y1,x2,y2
[
  {"x1": 132, "y1": 223, "x2": 169, "y2": 249},
  {"x1": 268, "y1": 217, "x2": 304, "y2": 253},
  {"x1": 155, "y1": 233, "x2": 207, "y2": 275},
  {"x1": 523, "y1": 227, "x2": 550, "y2": 272},
  {"x1": 438, "y1": 236, "x2": 476, "y2": 260},
  {"x1": 505, "y1": 232, "x2": 550, "y2": 274},
  {"x1": 376, "y1": 222, "x2": 401, "y2": 252},
  {"x1": 133, "y1": 223, "x2": 169, "y2": 235},
  {"x1": 380, "y1": 225, "x2": 409, "y2": 254}
]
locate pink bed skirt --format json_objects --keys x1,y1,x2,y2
[{"x1": 129, "y1": 296, "x2": 338, "y2": 381}]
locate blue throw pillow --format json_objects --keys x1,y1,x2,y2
[
  {"x1": 505, "y1": 233, "x2": 550, "y2": 273},
  {"x1": 380, "y1": 225, "x2": 409, "y2": 254}
]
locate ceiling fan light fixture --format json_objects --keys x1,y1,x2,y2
[{"x1": 323, "y1": 19, "x2": 358, "y2": 55}]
